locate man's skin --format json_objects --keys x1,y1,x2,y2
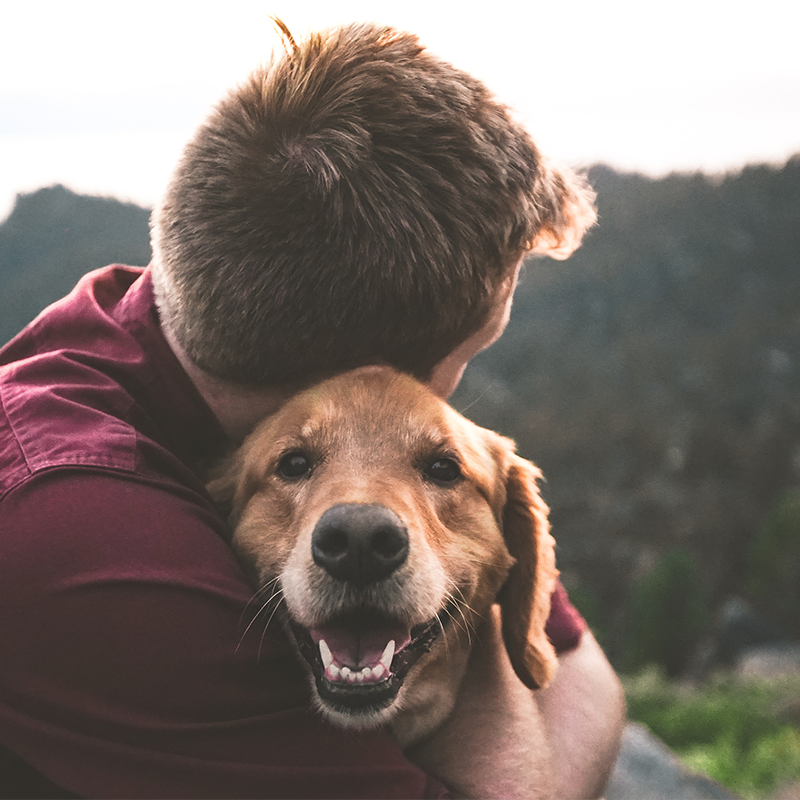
[
  {"x1": 405, "y1": 610, "x2": 625, "y2": 799},
  {"x1": 166, "y1": 258, "x2": 627, "y2": 798}
]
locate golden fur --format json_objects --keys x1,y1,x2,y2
[{"x1": 208, "y1": 366, "x2": 558, "y2": 746}]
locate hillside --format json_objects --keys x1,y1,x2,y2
[
  {"x1": 451, "y1": 158, "x2": 800, "y2": 671},
  {"x1": 2, "y1": 161, "x2": 799, "y2": 675},
  {"x1": 0, "y1": 185, "x2": 151, "y2": 344}
]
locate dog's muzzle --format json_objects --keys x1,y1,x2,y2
[{"x1": 290, "y1": 503, "x2": 441, "y2": 718}]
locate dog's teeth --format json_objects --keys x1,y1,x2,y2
[
  {"x1": 319, "y1": 639, "x2": 333, "y2": 671},
  {"x1": 323, "y1": 656, "x2": 391, "y2": 684},
  {"x1": 380, "y1": 640, "x2": 395, "y2": 669}
]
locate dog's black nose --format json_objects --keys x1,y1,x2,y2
[{"x1": 312, "y1": 504, "x2": 409, "y2": 586}]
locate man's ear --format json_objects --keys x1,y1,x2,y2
[
  {"x1": 497, "y1": 453, "x2": 559, "y2": 690},
  {"x1": 527, "y1": 161, "x2": 597, "y2": 260}
]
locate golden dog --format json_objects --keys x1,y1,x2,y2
[{"x1": 208, "y1": 365, "x2": 558, "y2": 746}]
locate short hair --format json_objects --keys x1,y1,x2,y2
[{"x1": 151, "y1": 21, "x2": 596, "y2": 386}]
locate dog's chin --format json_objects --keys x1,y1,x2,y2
[{"x1": 288, "y1": 610, "x2": 442, "y2": 728}]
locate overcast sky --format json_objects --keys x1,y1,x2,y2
[{"x1": 2, "y1": 0, "x2": 799, "y2": 221}]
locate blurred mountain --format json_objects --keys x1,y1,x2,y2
[
  {"x1": 452, "y1": 157, "x2": 800, "y2": 671},
  {"x1": 0, "y1": 185, "x2": 151, "y2": 344},
  {"x1": 2, "y1": 160, "x2": 799, "y2": 675}
]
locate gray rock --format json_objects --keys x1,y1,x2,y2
[
  {"x1": 605, "y1": 723, "x2": 738, "y2": 800},
  {"x1": 736, "y1": 643, "x2": 800, "y2": 679},
  {"x1": 770, "y1": 781, "x2": 800, "y2": 800}
]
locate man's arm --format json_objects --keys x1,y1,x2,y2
[
  {"x1": 405, "y1": 607, "x2": 625, "y2": 799},
  {"x1": 538, "y1": 629, "x2": 627, "y2": 799},
  {"x1": 404, "y1": 605, "x2": 554, "y2": 799},
  {"x1": 0, "y1": 470, "x2": 446, "y2": 798}
]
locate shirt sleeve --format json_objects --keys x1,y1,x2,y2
[
  {"x1": 0, "y1": 469, "x2": 448, "y2": 799},
  {"x1": 546, "y1": 582, "x2": 587, "y2": 655}
]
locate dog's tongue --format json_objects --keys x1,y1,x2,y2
[{"x1": 309, "y1": 621, "x2": 411, "y2": 669}]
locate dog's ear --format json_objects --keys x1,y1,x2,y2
[
  {"x1": 205, "y1": 452, "x2": 240, "y2": 522},
  {"x1": 205, "y1": 442, "x2": 257, "y2": 525},
  {"x1": 206, "y1": 424, "x2": 277, "y2": 526},
  {"x1": 497, "y1": 452, "x2": 559, "y2": 690}
]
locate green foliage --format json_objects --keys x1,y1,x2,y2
[
  {"x1": 625, "y1": 669, "x2": 800, "y2": 799},
  {"x1": 747, "y1": 489, "x2": 800, "y2": 637},
  {"x1": 623, "y1": 548, "x2": 710, "y2": 676}
]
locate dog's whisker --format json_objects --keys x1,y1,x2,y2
[
  {"x1": 446, "y1": 586, "x2": 478, "y2": 646},
  {"x1": 442, "y1": 588, "x2": 475, "y2": 648},
  {"x1": 455, "y1": 383, "x2": 492, "y2": 415},
  {"x1": 237, "y1": 584, "x2": 285, "y2": 654},
  {"x1": 242, "y1": 586, "x2": 283, "y2": 631},
  {"x1": 455, "y1": 607, "x2": 475, "y2": 646},
  {"x1": 239, "y1": 577, "x2": 281, "y2": 627},
  {"x1": 257, "y1": 595, "x2": 288, "y2": 664},
  {"x1": 435, "y1": 608, "x2": 452, "y2": 661}
]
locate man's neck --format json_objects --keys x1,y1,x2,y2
[{"x1": 163, "y1": 326, "x2": 291, "y2": 443}]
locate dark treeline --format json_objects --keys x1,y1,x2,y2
[
  {"x1": 0, "y1": 185, "x2": 151, "y2": 343},
  {"x1": 453, "y1": 159, "x2": 800, "y2": 674},
  {"x1": 2, "y1": 160, "x2": 799, "y2": 676}
]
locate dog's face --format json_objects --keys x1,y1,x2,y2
[{"x1": 209, "y1": 366, "x2": 558, "y2": 742}]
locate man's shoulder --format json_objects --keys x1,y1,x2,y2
[
  {"x1": 0, "y1": 337, "x2": 139, "y2": 500},
  {"x1": 0, "y1": 265, "x2": 222, "y2": 501}
]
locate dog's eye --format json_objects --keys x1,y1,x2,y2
[
  {"x1": 424, "y1": 457, "x2": 462, "y2": 485},
  {"x1": 277, "y1": 451, "x2": 313, "y2": 479}
]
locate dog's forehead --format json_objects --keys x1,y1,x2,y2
[
  {"x1": 303, "y1": 370, "x2": 447, "y2": 436},
  {"x1": 274, "y1": 367, "x2": 481, "y2": 455}
]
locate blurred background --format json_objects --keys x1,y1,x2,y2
[{"x1": 2, "y1": 2, "x2": 799, "y2": 797}]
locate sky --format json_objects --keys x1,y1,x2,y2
[{"x1": 1, "y1": 0, "x2": 799, "y2": 222}]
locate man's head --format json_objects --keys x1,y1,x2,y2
[{"x1": 151, "y1": 21, "x2": 596, "y2": 389}]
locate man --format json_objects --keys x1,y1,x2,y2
[{"x1": 0, "y1": 21, "x2": 624, "y2": 798}]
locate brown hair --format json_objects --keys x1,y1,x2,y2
[{"x1": 151, "y1": 21, "x2": 596, "y2": 386}]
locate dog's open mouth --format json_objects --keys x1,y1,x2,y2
[{"x1": 289, "y1": 610, "x2": 441, "y2": 715}]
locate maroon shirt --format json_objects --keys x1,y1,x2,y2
[{"x1": 0, "y1": 266, "x2": 584, "y2": 798}]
